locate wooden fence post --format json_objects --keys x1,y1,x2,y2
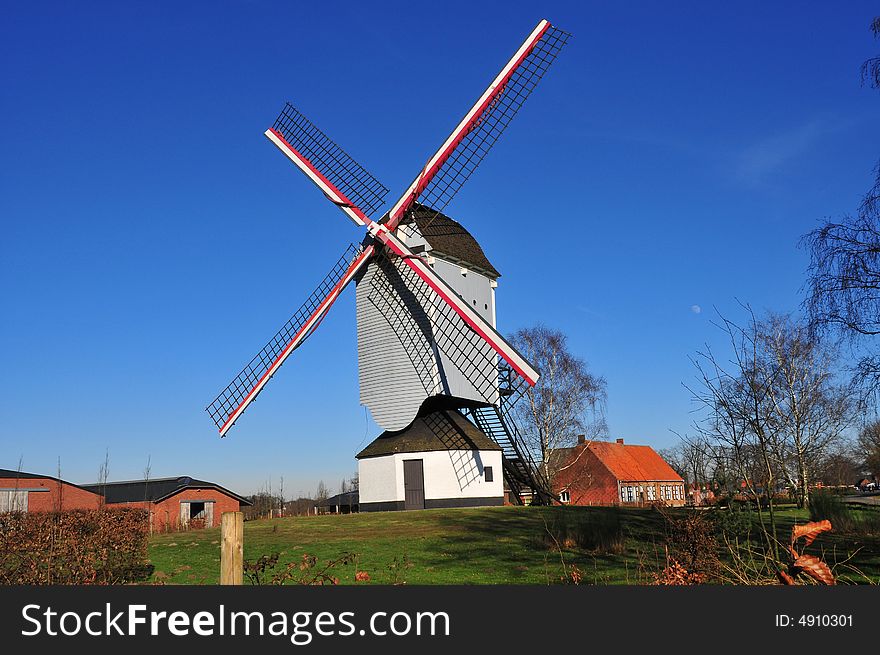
[{"x1": 220, "y1": 511, "x2": 243, "y2": 585}]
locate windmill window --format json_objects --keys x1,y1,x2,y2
[
  {"x1": 473, "y1": 299, "x2": 477, "y2": 305},
  {"x1": 484, "y1": 466, "x2": 493, "y2": 482},
  {"x1": 484, "y1": 303, "x2": 488, "y2": 310}
]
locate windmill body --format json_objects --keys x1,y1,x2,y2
[{"x1": 356, "y1": 206, "x2": 501, "y2": 432}]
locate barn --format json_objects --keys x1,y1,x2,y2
[
  {"x1": 357, "y1": 408, "x2": 503, "y2": 511},
  {"x1": 83, "y1": 475, "x2": 251, "y2": 531},
  {"x1": 0, "y1": 469, "x2": 103, "y2": 512},
  {"x1": 552, "y1": 438, "x2": 687, "y2": 507}
]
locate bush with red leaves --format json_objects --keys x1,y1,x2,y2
[{"x1": 0, "y1": 508, "x2": 151, "y2": 585}]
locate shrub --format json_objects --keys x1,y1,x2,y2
[
  {"x1": 809, "y1": 491, "x2": 880, "y2": 536},
  {"x1": 809, "y1": 491, "x2": 855, "y2": 531},
  {"x1": 712, "y1": 504, "x2": 754, "y2": 539},
  {"x1": 659, "y1": 508, "x2": 720, "y2": 582},
  {"x1": 543, "y1": 508, "x2": 625, "y2": 554},
  {"x1": 0, "y1": 508, "x2": 151, "y2": 584},
  {"x1": 243, "y1": 552, "x2": 356, "y2": 585}
]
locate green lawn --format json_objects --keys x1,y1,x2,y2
[{"x1": 145, "y1": 505, "x2": 880, "y2": 585}]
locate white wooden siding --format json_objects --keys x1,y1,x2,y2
[
  {"x1": 356, "y1": 224, "x2": 500, "y2": 431},
  {"x1": 357, "y1": 259, "x2": 435, "y2": 431},
  {"x1": 359, "y1": 449, "x2": 503, "y2": 504}
]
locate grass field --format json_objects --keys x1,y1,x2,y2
[{"x1": 146, "y1": 505, "x2": 880, "y2": 585}]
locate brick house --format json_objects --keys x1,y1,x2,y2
[
  {"x1": 82, "y1": 476, "x2": 252, "y2": 531},
  {"x1": 552, "y1": 438, "x2": 686, "y2": 507},
  {"x1": 0, "y1": 469, "x2": 103, "y2": 512}
]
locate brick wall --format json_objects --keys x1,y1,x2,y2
[
  {"x1": 146, "y1": 488, "x2": 243, "y2": 532},
  {"x1": 554, "y1": 446, "x2": 621, "y2": 505},
  {"x1": 0, "y1": 477, "x2": 102, "y2": 511}
]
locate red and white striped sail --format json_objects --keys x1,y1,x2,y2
[
  {"x1": 385, "y1": 19, "x2": 570, "y2": 229},
  {"x1": 206, "y1": 244, "x2": 374, "y2": 436}
]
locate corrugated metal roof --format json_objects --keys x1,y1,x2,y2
[
  {"x1": 0, "y1": 468, "x2": 103, "y2": 495},
  {"x1": 81, "y1": 476, "x2": 252, "y2": 505},
  {"x1": 0, "y1": 469, "x2": 50, "y2": 480}
]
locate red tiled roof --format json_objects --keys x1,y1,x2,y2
[{"x1": 587, "y1": 442, "x2": 683, "y2": 482}]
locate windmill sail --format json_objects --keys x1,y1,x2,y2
[
  {"x1": 266, "y1": 103, "x2": 389, "y2": 225},
  {"x1": 206, "y1": 243, "x2": 372, "y2": 435},
  {"x1": 385, "y1": 20, "x2": 571, "y2": 228}
]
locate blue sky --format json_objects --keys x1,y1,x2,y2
[{"x1": 1, "y1": 1, "x2": 877, "y2": 496}]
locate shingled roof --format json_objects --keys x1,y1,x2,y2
[
  {"x1": 82, "y1": 476, "x2": 252, "y2": 505},
  {"x1": 356, "y1": 409, "x2": 500, "y2": 459},
  {"x1": 398, "y1": 204, "x2": 501, "y2": 279}
]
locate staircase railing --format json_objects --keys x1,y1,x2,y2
[{"x1": 466, "y1": 370, "x2": 556, "y2": 505}]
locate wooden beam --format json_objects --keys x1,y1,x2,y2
[{"x1": 220, "y1": 511, "x2": 243, "y2": 585}]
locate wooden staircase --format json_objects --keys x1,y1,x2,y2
[{"x1": 467, "y1": 404, "x2": 555, "y2": 505}]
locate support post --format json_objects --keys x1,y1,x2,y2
[{"x1": 220, "y1": 511, "x2": 243, "y2": 585}]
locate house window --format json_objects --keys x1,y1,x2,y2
[
  {"x1": 484, "y1": 466, "x2": 493, "y2": 483},
  {"x1": 626, "y1": 486, "x2": 634, "y2": 502},
  {"x1": 620, "y1": 487, "x2": 626, "y2": 502},
  {"x1": 647, "y1": 486, "x2": 655, "y2": 501},
  {"x1": 560, "y1": 490, "x2": 570, "y2": 503}
]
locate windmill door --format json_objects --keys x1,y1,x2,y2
[{"x1": 403, "y1": 459, "x2": 425, "y2": 510}]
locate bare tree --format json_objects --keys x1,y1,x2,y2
[
  {"x1": 315, "y1": 480, "x2": 329, "y2": 503},
  {"x1": 760, "y1": 314, "x2": 853, "y2": 507},
  {"x1": 55, "y1": 457, "x2": 63, "y2": 512},
  {"x1": 143, "y1": 455, "x2": 152, "y2": 501},
  {"x1": 688, "y1": 306, "x2": 855, "y2": 558},
  {"x1": 803, "y1": 167, "x2": 880, "y2": 396},
  {"x1": 687, "y1": 308, "x2": 786, "y2": 556},
  {"x1": 662, "y1": 435, "x2": 715, "y2": 491},
  {"x1": 803, "y1": 18, "x2": 880, "y2": 397},
  {"x1": 279, "y1": 476, "x2": 285, "y2": 517},
  {"x1": 817, "y1": 444, "x2": 862, "y2": 487},
  {"x1": 857, "y1": 420, "x2": 880, "y2": 479},
  {"x1": 860, "y1": 16, "x2": 880, "y2": 89},
  {"x1": 97, "y1": 449, "x2": 110, "y2": 507},
  {"x1": 509, "y1": 325, "x2": 607, "y2": 488},
  {"x1": 142, "y1": 455, "x2": 152, "y2": 531}
]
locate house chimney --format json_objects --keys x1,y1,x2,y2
[
  {"x1": 577, "y1": 434, "x2": 585, "y2": 444},
  {"x1": 616, "y1": 438, "x2": 624, "y2": 445}
]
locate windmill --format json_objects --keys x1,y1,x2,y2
[{"x1": 207, "y1": 19, "x2": 570, "y2": 504}]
